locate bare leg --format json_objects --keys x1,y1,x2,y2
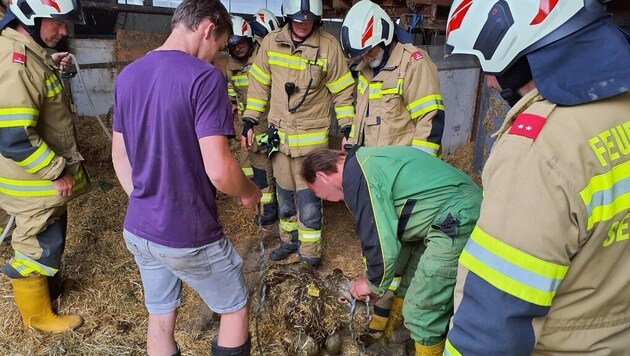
[
  {"x1": 147, "y1": 311, "x2": 178, "y2": 355},
  {"x1": 217, "y1": 304, "x2": 249, "y2": 347}
]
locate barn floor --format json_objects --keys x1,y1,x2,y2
[{"x1": 0, "y1": 116, "x2": 478, "y2": 355}]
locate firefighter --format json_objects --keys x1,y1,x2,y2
[
  {"x1": 242, "y1": 0, "x2": 356, "y2": 267},
  {"x1": 0, "y1": 0, "x2": 89, "y2": 333},
  {"x1": 444, "y1": 1, "x2": 630, "y2": 354},
  {"x1": 250, "y1": 8, "x2": 279, "y2": 39},
  {"x1": 228, "y1": 14, "x2": 280, "y2": 228},
  {"x1": 301, "y1": 146, "x2": 482, "y2": 356},
  {"x1": 340, "y1": 0, "x2": 445, "y2": 156}
]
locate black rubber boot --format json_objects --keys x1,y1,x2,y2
[
  {"x1": 268, "y1": 231, "x2": 299, "y2": 261},
  {"x1": 48, "y1": 273, "x2": 63, "y2": 301},
  {"x1": 211, "y1": 334, "x2": 251, "y2": 356}
]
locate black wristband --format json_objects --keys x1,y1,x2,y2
[{"x1": 241, "y1": 118, "x2": 256, "y2": 137}]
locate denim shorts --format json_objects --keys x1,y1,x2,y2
[{"x1": 123, "y1": 230, "x2": 248, "y2": 315}]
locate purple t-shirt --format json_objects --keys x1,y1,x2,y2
[{"x1": 113, "y1": 50, "x2": 234, "y2": 248}]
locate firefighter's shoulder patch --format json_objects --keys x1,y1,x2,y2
[
  {"x1": 411, "y1": 51, "x2": 423, "y2": 61},
  {"x1": 508, "y1": 113, "x2": 547, "y2": 140},
  {"x1": 13, "y1": 52, "x2": 26, "y2": 65}
]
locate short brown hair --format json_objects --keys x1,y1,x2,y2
[
  {"x1": 171, "y1": 0, "x2": 232, "y2": 36},
  {"x1": 302, "y1": 149, "x2": 347, "y2": 184}
]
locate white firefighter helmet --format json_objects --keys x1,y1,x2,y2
[
  {"x1": 252, "y1": 8, "x2": 279, "y2": 36},
  {"x1": 229, "y1": 15, "x2": 254, "y2": 46},
  {"x1": 10, "y1": 0, "x2": 84, "y2": 26},
  {"x1": 340, "y1": 0, "x2": 394, "y2": 59},
  {"x1": 445, "y1": 0, "x2": 605, "y2": 74},
  {"x1": 282, "y1": 0, "x2": 322, "y2": 23}
]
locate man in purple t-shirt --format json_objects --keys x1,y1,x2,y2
[{"x1": 111, "y1": 1, "x2": 261, "y2": 355}]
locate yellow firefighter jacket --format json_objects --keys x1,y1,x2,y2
[
  {"x1": 227, "y1": 40, "x2": 270, "y2": 137},
  {"x1": 348, "y1": 43, "x2": 444, "y2": 156},
  {"x1": 446, "y1": 88, "x2": 630, "y2": 355},
  {"x1": 0, "y1": 28, "x2": 88, "y2": 209},
  {"x1": 243, "y1": 26, "x2": 355, "y2": 157}
]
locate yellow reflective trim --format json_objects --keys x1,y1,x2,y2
[
  {"x1": 12, "y1": 252, "x2": 58, "y2": 276},
  {"x1": 228, "y1": 88, "x2": 237, "y2": 97},
  {"x1": 357, "y1": 74, "x2": 368, "y2": 95},
  {"x1": 16, "y1": 142, "x2": 55, "y2": 174},
  {"x1": 231, "y1": 74, "x2": 249, "y2": 87},
  {"x1": 367, "y1": 79, "x2": 404, "y2": 99},
  {"x1": 249, "y1": 63, "x2": 271, "y2": 86},
  {"x1": 246, "y1": 98, "x2": 267, "y2": 113},
  {"x1": 261, "y1": 192, "x2": 274, "y2": 204},
  {"x1": 411, "y1": 140, "x2": 439, "y2": 156},
  {"x1": 580, "y1": 160, "x2": 630, "y2": 230},
  {"x1": 459, "y1": 226, "x2": 568, "y2": 306},
  {"x1": 242, "y1": 167, "x2": 253, "y2": 178},
  {"x1": 388, "y1": 276, "x2": 401, "y2": 291},
  {"x1": 406, "y1": 94, "x2": 445, "y2": 119},
  {"x1": 45, "y1": 74, "x2": 62, "y2": 98},
  {"x1": 279, "y1": 219, "x2": 297, "y2": 232},
  {"x1": 334, "y1": 105, "x2": 355, "y2": 119},
  {"x1": 278, "y1": 130, "x2": 328, "y2": 148},
  {"x1": 298, "y1": 228, "x2": 321, "y2": 242},
  {"x1": 0, "y1": 107, "x2": 39, "y2": 128},
  {"x1": 444, "y1": 339, "x2": 462, "y2": 356},
  {"x1": 0, "y1": 170, "x2": 86, "y2": 197},
  {"x1": 267, "y1": 51, "x2": 328, "y2": 71},
  {"x1": 349, "y1": 124, "x2": 356, "y2": 138},
  {"x1": 326, "y1": 72, "x2": 355, "y2": 94}
]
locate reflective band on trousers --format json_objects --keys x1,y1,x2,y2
[
  {"x1": 261, "y1": 192, "x2": 275, "y2": 204},
  {"x1": 280, "y1": 219, "x2": 297, "y2": 232},
  {"x1": 11, "y1": 252, "x2": 58, "y2": 277},
  {"x1": 0, "y1": 169, "x2": 87, "y2": 197},
  {"x1": 298, "y1": 228, "x2": 321, "y2": 243},
  {"x1": 242, "y1": 167, "x2": 254, "y2": 178}
]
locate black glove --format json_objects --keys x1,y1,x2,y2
[
  {"x1": 265, "y1": 124, "x2": 281, "y2": 157},
  {"x1": 340, "y1": 125, "x2": 352, "y2": 139},
  {"x1": 241, "y1": 117, "x2": 256, "y2": 137}
]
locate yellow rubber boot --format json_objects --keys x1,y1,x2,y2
[
  {"x1": 12, "y1": 275, "x2": 83, "y2": 333},
  {"x1": 415, "y1": 339, "x2": 445, "y2": 356},
  {"x1": 383, "y1": 295, "x2": 404, "y2": 337}
]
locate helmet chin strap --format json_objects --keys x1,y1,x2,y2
[
  {"x1": 495, "y1": 55, "x2": 533, "y2": 107},
  {"x1": 23, "y1": 19, "x2": 50, "y2": 48}
]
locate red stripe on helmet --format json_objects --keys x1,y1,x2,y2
[
  {"x1": 41, "y1": 0, "x2": 61, "y2": 12},
  {"x1": 258, "y1": 12, "x2": 265, "y2": 22},
  {"x1": 446, "y1": 0, "x2": 473, "y2": 38},
  {"x1": 530, "y1": 0, "x2": 559, "y2": 25},
  {"x1": 241, "y1": 21, "x2": 248, "y2": 35},
  {"x1": 361, "y1": 16, "x2": 374, "y2": 48}
]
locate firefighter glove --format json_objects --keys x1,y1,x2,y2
[
  {"x1": 341, "y1": 125, "x2": 352, "y2": 139},
  {"x1": 241, "y1": 117, "x2": 256, "y2": 137},
  {"x1": 265, "y1": 124, "x2": 280, "y2": 158}
]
